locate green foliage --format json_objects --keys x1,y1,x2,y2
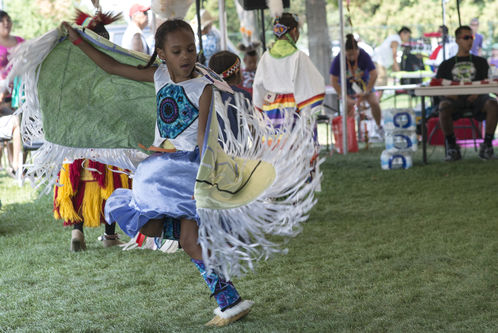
[
  {"x1": 6, "y1": 0, "x2": 75, "y2": 40},
  {"x1": 326, "y1": 0, "x2": 498, "y2": 51}
]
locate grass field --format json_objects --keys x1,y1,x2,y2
[{"x1": 0, "y1": 145, "x2": 497, "y2": 332}]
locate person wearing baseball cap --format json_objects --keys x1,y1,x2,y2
[{"x1": 121, "y1": 3, "x2": 151, "y2": 54}]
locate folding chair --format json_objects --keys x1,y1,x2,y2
[{"x1": 426, "y1": 97, "x2": 482, "y2": 152}]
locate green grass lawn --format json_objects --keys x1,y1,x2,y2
[{"x1": 0, "y1": 147, "x2": 497, "y2": 332}]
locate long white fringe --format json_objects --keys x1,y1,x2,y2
[
  {"x1": 198, "y1": 91, "x2": 322, "y2": 280},
  {"x1": 7, "y1": 29, "x2": 147, "y2": 193},
  {"x1": 27, "y1": 143, "x2": 147, "y2": 194},
  {"x1": 8, "y1": 29, "x2": 61, "y2": 146}
]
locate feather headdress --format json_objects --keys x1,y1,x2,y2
[
  {"x1": 74, "y1": 9, "x2": 121, "y2": 30},
  {"x1": 267, "y1": 0, "x2": 284, "y2": 18},
  {"x1": 151, "y1": 0, "x2": 194, "y2": 19}
]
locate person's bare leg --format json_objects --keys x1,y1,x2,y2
[
  {"x1": 6, "y1": 141, "x2": 13, "y2": 168},
  {"x1": 139, "y1": 218, "x2": 164, "y2": 237},
  {"x1": 180, "y1": 218, "x2": 202, "y2": 260},
  {"x1": 483, "y1": 99, "x2": 498, "y2": 135},
  {"x1": 438, "y1": 100, "x2": 455, "y2": 136},
  {"x1": 367, "y1": 93, "x2": 382, "y2": 127},
  {"x1": 11, "y1": 122, "x2": 21, "y2": 172},
  {"x1": 346, "y1": 96, "x2": 356, "y2": 117}
]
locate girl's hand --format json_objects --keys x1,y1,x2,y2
[{"x1": 61, "y1": 21, "x2": 80, "y2": 43}]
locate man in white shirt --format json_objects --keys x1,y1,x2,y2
[
  {"x1": 121, "y1": 3, "x2": 150, "y2": 54},
  {"x1": 373, "y1": 27, "x2": 411, "y2": 86}
]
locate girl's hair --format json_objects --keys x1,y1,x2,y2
[
  {"x1": 0, "y1": 10, "x2": 10, "y2": 21},
  {"x1": 208, "y1": 51, "x2": 241, "y2": 82},
  {"x1": 273, "y1": 12, "x2": 299, "y2": 38},
  {"x1": 140, "y1": 19, "x2": 195, "y2": 69},
  {"x1": 345, "y1": 34, "x2": 358, "y2": 50}
]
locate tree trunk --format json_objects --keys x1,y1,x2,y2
[{"x1": 304, "y1": 0, "x2": 331, "y2": 84}]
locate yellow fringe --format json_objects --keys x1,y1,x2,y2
[
  {"x1": 100, "y1": 166, "x2": 114, "y2": 200},
  {"x1": 120, "y1": 170, "x2": 130, "y2": 189},
  {"x1": 81, "y1": 181, "x2": 103, "y2": 228},
  {"x1": 54, "y1": 164, "x2": 82, "y2": 223},
  {"x1": 53, "y1": 187, "x2": 61, "y2": 220}
]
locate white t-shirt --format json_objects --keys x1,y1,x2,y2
[
  {"x1": 152, "y1": 64, "x2": 211, "y2": 151},
  {"x1": 373, "y1": 34, "x2": 402, "y2": 68},
  {"x1": 121, "y1": 22, "x2": 150, "y2": 55}
]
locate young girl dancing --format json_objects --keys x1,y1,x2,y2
[
  {"x1": 58, "y1": 16, "x2": 319, "y2": 326},
  {"x1": 62, "y1": 19, "x2": 252, "y2": 326}
]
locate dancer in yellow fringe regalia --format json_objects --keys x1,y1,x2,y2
[
  {"x1": 52, "y1": 9, "x2": 130, "y2": 252},
  {"x1": 54, "y1": 159, "x2": 131, "y2": 251}
]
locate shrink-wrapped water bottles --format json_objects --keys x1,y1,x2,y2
[
  {"x1": 381, "y1": 109, "x2": 417, "y2": 170},
  {"x1": 380, "y1": 149, "x2": 413, "y2": 170}
]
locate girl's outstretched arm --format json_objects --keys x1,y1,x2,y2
[
  {"x1": 61, "y1": 22, "x2": 155, "y2": 82},
  {"x1": 197, "y1": 85, "x2": 213, "y2": 155}
]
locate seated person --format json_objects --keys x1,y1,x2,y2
[
  {"x1": 330, "y1": 34, "x2": 383, "y2": 138},
  {"x1": 0, "y1": 100, "x2": 21, "y2": 175},
  {"x1": 436, "y1": 25, "x2": 498, "y2": 161},
  {"x1": 0, "y1": 9, "x2": 23, "y2": 174}
]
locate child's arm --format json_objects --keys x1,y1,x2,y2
[
  {"x1": 62, "y1": 22, "x2": 155, "y2": 82},
  {"x1": 197, "y1": 85, "x2": 213, "y2": 155}
]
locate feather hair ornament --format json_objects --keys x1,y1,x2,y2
[
  {"x1": 151, "y1": 0, "x2": 194, "y2": 19},
  {"x1": 74, "y1": 9, "x2": 121, "y2": 30},
  {"x1": 267, "y1": 0, "x2": 284, "y2": 18}
]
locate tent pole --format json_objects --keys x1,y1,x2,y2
[
  {"x1": 338, "y1": 0, "x2": 348, "y2": 154},
  {"x1": 260, "y1": 8, "x2": 266, "y2": 51},
  {"x1": 196, "y1": 0, "x2": 204, "y2": 57},
  {"x1": 456, "y1": 0, "x2": 461, "y2": 26},
  {"x1": 442, "y1": 0, "x2": 446, "y2": 61},
  {"x1": 218, "y1": 0, "x2": 227, "y2": 50}
]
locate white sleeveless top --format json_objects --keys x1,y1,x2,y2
[
  {"x1": 152, "y1": 63, "x2": 211, "y2": 151},
  {"x1": 373, "y1": 34, "x2": 402, "y2": 68}
]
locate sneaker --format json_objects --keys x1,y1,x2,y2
[
  {"x1": 445, "y1": 144, "x2": 461, "y2": 161},
  {"x1": 478, "y1": 143, "x2": 494, "y2": 160},
  {"x1": 368, "y1": 126, "x2": 385, "y2": 143},
  {"x1": 376, "y1": 126, "x2": 385, "y2": 141}
]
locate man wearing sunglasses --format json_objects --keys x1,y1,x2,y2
[{"x1": 435, "y1": 25, "x2": 498, "y2": 161}]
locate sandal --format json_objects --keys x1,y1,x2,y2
[{"x1": 97, "y1": 233, "x2": 125, "y2": 248}]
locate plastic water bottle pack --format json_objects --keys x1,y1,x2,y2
[
  {"x1": 380, "y1": 149, "x2": 413, "y2": 170},
  {"x1": 385, "y1": 130, "x2": 418, "y2": 152},
  {"x1": 383, "y1": 108, "x2": 416, "y2": 131},
  {"x1": 381, "y1": 109, "x2": 417, "y2": 170}
]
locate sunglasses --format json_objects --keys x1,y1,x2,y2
[{"x1": 460, "y1": 35, "x2": 474, "y2": 40}]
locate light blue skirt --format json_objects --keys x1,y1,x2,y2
[{"x1": 104, "y1": 148, "x2": 200, "y2": 237}]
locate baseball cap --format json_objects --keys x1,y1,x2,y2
[{"x1": 129, "y1": 3, "x2": 150, "y2": 17}]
